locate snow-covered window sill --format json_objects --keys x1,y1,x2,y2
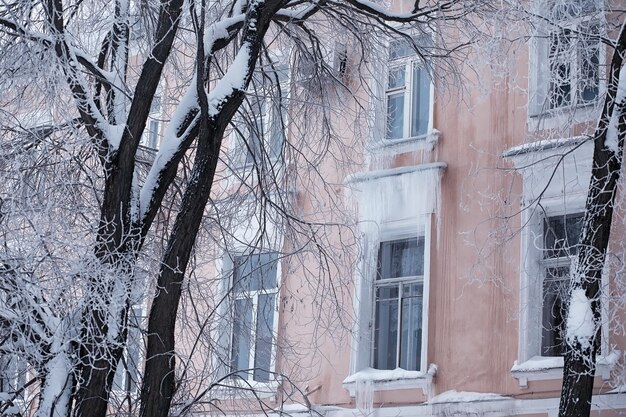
[
  {"x1": 511, "y1": 351, "x2": 620, "y2": 389},
  {"x1": 342, "y1": 364, "x2": 437, "y2": 397},
  {"x1": 369, "y1": 129, "x2": 441, "y2": 155},
  {"x1": 212, "y1": 380, "x2": 278, "y2": 400},
  {"x1": 527, "y1": 103, "x2": 599, "y2": 132}
]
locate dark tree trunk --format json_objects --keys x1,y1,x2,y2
[
  {"x1": 72, "y1": 0, "x2": 185, "y2": 411},
  {"x1": 139, "y1": 3, "x2": 281, "y2": 416},
  {"x1": 558, "y1": 21, "x2": 626, "y2": 417}
]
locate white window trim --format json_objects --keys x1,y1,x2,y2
[
  {"x1": 344, "y1": 163, "x2": 445, "y2": 397},
  {"x1": 230, "y1": 60, "x2": 289, "y2": 171},
  {"x1": 505, "y1": 137, "x2": 618, "y2": 388},
  {"x1": 527, "y1": 0, "x2": 605, "y2": 130},
  {"x1": 112, "y1": 304, "x2": 145, "y2": 396},
  {"x1": 141, "y1": 93, "x2": 162, "y2": 149},
  {"x1": 213, "y1": 249, "x2": 282, "y2": 399},
  {"x1": 344, "y1": 219, "x2": 434, "y2": 396},
  {"x1": 0, "y1": 354, "x2": 28, "y2": 406},
  {"x1": 368, "y1": 35, "x2": 436, "y2": 149}
]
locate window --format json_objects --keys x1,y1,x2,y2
[
  {"x1": 373, "y1": 237, "x2": 425, "y2": 371},
  {"x1": 112, "y1": 306, "x2": 143, "y2": 394},
  {"x1": 344, "y1": 165, "x2": 443, "y2": 395},
  {"x1": 531, "y1": 0, "x2": 601, "y2": 114},
  {"x1": 0, "y1": 354, "x2": 26, "y2": 400},
  {"x1": 385, "y1": 38, "x2": 431, "y2": 140},
  {"x1": 229, "y1": 253, "x2": 279, "y2": 383},
  {"x1": 540, "y1": 213, "x2": 584, "y2": 356},
  {"x1": 141, "y1": 95, "x2": 161, "y2": 149},
  {"x1": 233, "y1": 66, "x2": 287, "y2": 168}
]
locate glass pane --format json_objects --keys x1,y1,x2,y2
[
  {"x1": 578, "y1": 24, "x2": 600, "y2": 104},
  {"x1": 548, "y1": 29, "x2": 572, "y2": 109},
  {"x1": 0, "y1": 355, "x2": 26, "y2": 399},
  {"x1": 387, "y1": 67, "x2": 406, "y2": 89},
  {"x1": 549, "y1": 63, "x2": 571, "y2": 109},
  {"x1": 550, "y1": 0, "x2": 597, "y2": 19},
  {"x1": 410, "y1": 64, "x2": 430, "y2": 137},
  {"x1": 230, "y1": 297, "x2": 253, "y2": 379},
  {"x1": 272, "y1": 63, "x2": 290, "y2": 83},
  {"x1": 386, "y1": 93, "x2": 405, "y2": 139},
  {"x1": 389, "y1": 39, "x2": 412, "y2": 60},
  {"x1": 542, "y1": 267, "x2": 570, "y2": 356},
  {"x1": 374, "y1": 285, "x2": 399, "y2": 370},
  {"x1": 253, "y1": 294, "x2": 275, "y2": 382},
  {"x1": 400, "y1": 284, "x2": 423, "y2": 371},
  {"x1": 377, "y1": 237, "x2": 424, "y2": 280},
  {"x1": 149, "y1": 120, "x2": 159, "y2": 148},
  {"x1": 150, "y1": 95, "x2": 162, "y2": 113},
  {"x1": 544, "y1": 213, "x2": 584, "y2": 258},
  {"x1": 126, "y1": 307, "x2": 143, "y2": 393},
  {"x1": 234, "y1": 253, "x2": 278, "y2": 292},
  {"x1": 269, "y1": 102, "x2": 284, "y2": 160}
]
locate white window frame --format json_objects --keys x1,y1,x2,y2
[
  {"x1": 384, "y1": 39, "x2": 433, "y2": 141},
  {"x1": 528, "y1": 0, "x2": 604, "y2": 122},
  {"x1": 370, "y1": 35, "x2": 434, "y2": 148},
  {"x1": 370, "y1": 230, "x2": 429, "y2": 372},
  {"x1": 141, "y1": 94, "x2": 162, "y2": 149},
  {"x1": 0, "y1": 354, "x2": 27, "y2": 402},
  {"x1": 343, "y1": 164, "x2": 445, "y2": 397},
  {"x1": 112, "y1": 305, "x2": 144, "y2": 396},
  {"x1": 227, "y1": 252, "x2": 281, "y2": 385},
  {"x1": 504, "y1": 138, "x2": 616, "y2": 387},
  {"x1": 231, "y1": 60, "x2": 289, "y2": 170}
]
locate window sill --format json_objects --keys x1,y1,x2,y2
[
  {"x1": 370, "y1": 129, "x2": 441, "y2": 155},
  {"x1": 342, "y1": 364, "x2": 437, "y2": 397},
  {"x1": 212, "y1": 379, "x2": 278, "y2": 400},
  {"x1": 511, "y1": 351, "x2": 620, "y2": 389},
  {"x1": 527, "y1": 102, "x2": 599, "y2": 131}
]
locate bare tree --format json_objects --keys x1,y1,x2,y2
[
  {"x1": 0, "y1": 1, "x2": 487, "y2": 417},
  {"x1": 558, "y1": 17, "x2": 626, "y2": 417},
  {"x1": 476, "y1": 2, "x2": 626, "y2": 415}
]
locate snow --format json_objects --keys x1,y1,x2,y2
[
  {"x1": 106, "y1": 124, "x2": 126, "y2": 152},
  {"x1": 203, "y1": 15, "x2": 245, "y2": 54},
  {"x1": 276, "y1": 4, "x2": 318, "y2": 19},
  {"x1": 605, "y1": 62, "x2": 626, "y2": 153},
  {"x1": 428, "y1": 390, "x2": 508, "y2": 404},
  {"x1": 566, "y1": 288, "x2": 596, "y2": 349},
  {"x1": 348, "y1": 163, "x2": 446, "y2": 242},
  {"x1": 343, "y1": 367, "x2": 434, "y2": 384},
  {"x1": 348, "y1": 0, "x2": 420, "y2": 19},
  {"x1": 207, "y1": 43, "x2": 251, "y2": 116},
  {"x1": 502, "y1": 136, "x2": 588, "y2": 157},
  {"x1": 36, "y1": 353, "x2": 72, "y2": 417},
  {"x1": 355, "y1": 379, "x2": 373, "y2": 415},
  {"x1": 344, "y1": 366, "x2": 436, "y2": 415},
  {"x1": 511, "y1": 356, "x2": 563, "y2": 372},
  {"x1": 139, "y1": 83, "x2": 199, "y2": 219}
]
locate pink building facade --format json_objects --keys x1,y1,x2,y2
[{"x1": 206, "y1": 1, "x2": 626, "y2": 417}]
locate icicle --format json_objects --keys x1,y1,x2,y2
[{"x1": 355, "y1": 378, "x2": 373, "y2": 416}]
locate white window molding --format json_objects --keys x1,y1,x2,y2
[
  {"x1": 228, "y1": 252, "x2": 280, "y2": 384},
  {"x1": 368, "y1": 35, "x2": 435, "y2": 149},
  {"x1": 527, "y1": 0, "x2": 604, "y2": 127},
  {"x1": 0, "y1": 354, "x2": 27, "y2": 403},
  {"x1": 345, "y1": 163, "x2": 444, "y2": 396},
  {"x1": 140, "y1": 94, "x2": 162, "y2": 149},
  {"x1": 504, "y1": 137, "x2": 618, "y2": 387},
  {"x1": 342, "y1": 364, "x2": 437, "y2": 397},
  {"x1": 511, "y1": 351, "x2": 619, "y2": 389},
  {"x1": 112, "y1": 305, "x2": 145, "y2": 395},
  {"x1": 211, "y1": 205, "x2": 283, "y2": 398},
  {"x1": 230, "y1": 58, "x2": 289, "y2": 170}
]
